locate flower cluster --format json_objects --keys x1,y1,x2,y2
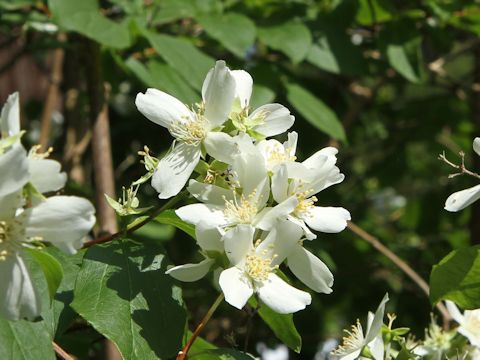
[
  {"x1": 136, "y1": 60, "x2": 351, "y2": 314},
  {"x1": 332, "y1": 295, "x2": 480, "y2": 360},
  {"x1": 0, "y1": 93, "x2": 95, "y2": 321}
]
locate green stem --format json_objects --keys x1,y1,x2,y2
[{"x1": 83, "y1": 190, "x2": 188, "y2": 248}]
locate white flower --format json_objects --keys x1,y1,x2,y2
[
  {"x1": 0, "y1": 92, "x2": 96, "y2": 320},
  {"x1": 135, "y1": 60, "x2": 237, "y2": 199},
  {"x1": 446, "y1": 300, "x2": 480, "y2": 348},
  {"x1": 229, "y1": 70, "x2": 295, "y2": 138},
  {"x1": 331, "y1": 294, "x2": 389, "y2": 360},
  {"x1": 445, "y1": 137, "x2": 480, "y2": 212},
  {"x1": 0, "y1": 176, "x2": 95, "y2": 320},
  {"x1": 270, "y1": 147, "x2": 350, "y2": 239},
  {"x1": 176, "y1": 136, "x2": 298, "y2": 234},
  {"x1": 218, "y1": 224, "x2": 311, "y2": 314}
]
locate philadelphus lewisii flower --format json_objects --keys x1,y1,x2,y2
[
  {"x1": 446, "y1": 301, "x2": 480, "y2": 349},
  {"x1": 444, "y1": 137, "x2": 480, "y2": 212},
  {"x1": 0, "y1": 93, "x2": 96, "y2": 321},
  {"x1": 331, "y1": 294, "x2": 389, "y2": 360},
  {"x1": 149, "y1": 60, "x2": 350, "y2": 315}
]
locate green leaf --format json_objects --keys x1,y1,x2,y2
[
  {"x1": 197, "y1": 13, "x2": 256, "y2": 58},
  {"x1": 306, "y1": 35, "x2": 367, "y2": 76},
  {"x1": 258, "y1": 21, "x2": 312, "y2": 63},
  {"x1": 286, "y1": 83, "x2": 346, "y2": 141},
  {"x1": 0, "y1": 319, "x2": 55, "y2": 360},
  {"x1": 190, "y1": 348, "x2": 256, "y2": 360},
  {"x1": 125, "y1": 58, "x2": 200, "y2": 105},
  {"x1": 46, "y1": 247, "x2": 84, "y2": 337},
  {"x1": 143, "y1": 31, "x2": 215, "y2": 91},
  {"x1": 48, "y1": 0, "x2": 132, "y2": 49},
  {"x1": 430, "y1": 245, "x2": 480, "y2": 309},
  {"x1": 72, "y1": 240, "x2": 187, "y2": 359},
  {"x1": 249, "y1": 298, "x2": 301, "y2": 353},
  {"x1": 379, "y1": 19, "x2": 423, "y2": 83},
  {"x1": 26, "y1": 248, "x2": 63, "y2": 303},
  {"x1": 155, "y1": 210, "x2": 196, "y2": 239},
  {"x1": 355, "y1": 0, "x2": 394, "y2": 25}
]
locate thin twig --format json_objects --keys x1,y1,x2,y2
[
  {"x1": 83, "y1": 191, "x2": 187, "y2": 248},
  {"x1": 438, "y1": 151, "x2": 480, "y2": 180},
  {"x1": 52, "y1": 341, "x2": 75, "y2": 360},
  {"x1": 177, "y1": 293, "x2": 225, "y2": 360},
  {"x1": 347, "y1": 221, "x2": 452, "y2": 325}
]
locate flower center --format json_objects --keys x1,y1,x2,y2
[
  {"x1": 223, "y1": 191, "x2": 258, "y2": 225},
  {"x1": 0, "y1": 220, "x2": 20, "y2": 261},
  {"x1": 170, "y1": 115, "x2": 208, "y2": 146},
  {"x1": 331, "y1": 319, "x2": 365, "y2": 356},
  {"x1": 267, "y1": 147, "x2": 296, "y2": 169},
  {"x1": 294, "y1": 191, "x2": 317, "y2": 217}
]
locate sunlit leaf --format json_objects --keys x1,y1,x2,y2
[
  {"x1": 430, "y1": 245, "x2": 480, "y2": 309},
  {"x1": 72, "y1": 240, "x2": 187, "y2": 359},
  {"x1": 258, "y1": 21, "x2": 312, "y2": 63},
  {"x1": 286, "y1": 83, "x2": 346, "y2": 141}
]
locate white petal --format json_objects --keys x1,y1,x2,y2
[
  {"x1": 303, "y1": 147, "x2": 338, "y2": 169},
  {"x1": 204, "y1": 132, "x2": 238, "y2": 164},
  {"x1": 333, "y1": 349, "x2": 362, "y2": 360},
  {"x1": 0, "y1": 92, "x2": 20, "y2": 136},
  {"x1": 0, "y1": 190, "x2": 22, "y2": 221},
  {"x1": 365, "y1": 293, "x2": 389, "y2": 343},
  {"x1": 252, "y1": 104, "x2": 295, "y2": 137},
  {"x1": 271, "y1": 164, "x2": 289, "y2": 204},
  {"x1": 0, "y1": 143, "x2": 29, "y2": 197},
  {"x1": 287, "y1": 215, "x2": 317, "y2": 240},
  {"x1": 303, "y1": 207, "x2": 351, "y2": 233},
  {"x1": 219, "y1": 267, "x2": 253, "y2": 310},
  {"x1": 25, "y1": 196, "x2": 95, "y2": 254},
  {"x1": 202, "y1": 60, "x2": 236, "y2": 128},
  {"x1": 444, "y1": 184, "x2": 480, "y2": 212},
  {"x1": 223, "y1": 225, "x2": 254, "y2": 266},
  {"x1": 231, "y1": 70, "x2": 253, "y2": 109},
  {"x1": 28, "y1": 158, "x2": 67, "y2": 193},
  {"x1": 310, "y1": 170, "x2": 344, "y2": 194},
  {"x1": 187, "y1": 179, "x2": 234, "y2": 206},
  {"x1": 232, "y1": 148, "x2": 268, "y2": 196},
  {"x1": 0, "y1": 252, "x2": 40, "y2": 321},
  {"x1": 151, "y1": 142, "x2": 201, "y2": 199},
  {"x1": 175, "y1": 203, "x2": 226, "y2": 228},
  {"x1": 256, "y1": 196, "x2": 298, "y2": 231},
  {"x1": 257, "y1": 220, "x2": 303, "y2": 266},
  {"x1": 286, "y1": 131, "x2": 298, "y2": 155},
  {"x1": 166, "y1": 258, "x2": 214, "y2": 282},
  {"x1": 473, "y1": 137, "x2": 480, "y2": 157},
  {"x1": 368, "y1": 335, "x2": 385, "y2": 360},
  {"x1": 196, "y1": 224, "x2": 224, "y2": 252},
  {"x1": 287, "y1": 246, "x2": 333, "y2": 293},
  {"x1": 445, "y1": 300, "x2": 465, "y2": 325},
  {"x1": 135, "y1": 88, "x2": 193, "y2": 129},
  {"x1": 257, "y1": 273, "x2": 311, "y2": 314}
]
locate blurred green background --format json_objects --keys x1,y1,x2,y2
[{"x1": 1, "y1": 0, "x2": 479, "y2": 358}]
